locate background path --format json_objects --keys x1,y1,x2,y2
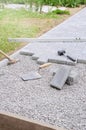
[{"x1": 20, "y1": 7, "x2": 86, "y2": 64}]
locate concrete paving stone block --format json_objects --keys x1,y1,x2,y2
[
  {"x1": 53, "y1": 68, "x2": 78, "y2": 85},
  {"x1": 48, "y1": 56, "x2": 67, "y2": 64},
  {"x1": 37, "y1": 57, "x2": 49, "y2": 65},
  {"x1": 37, "y1": 60, "x2": 48, "y2": 65},
  {"x1": 50, "y1": 66, "x2": 71, "y2": 90},
  {"x1": 49, "y1": 58, "x2": 76, "y2": 66},
  {"x1": 21, "y1": 71, "x2": 41, "y2": 81},
  {"x1": 32, "y1": 54, "x2": 39, "y2": 60},
  {"x1": 53, "y1": 69, "x2": 78, "y2": 85},
  {"x1": 20, "y1": 50, "x2": 34, "y2": 56},
  {"x1": 77, "y1": 59, "x2": 86, "y2": 64},
  {"x1": 66, "y1": 71, "x2": 78, "y2": 85}
]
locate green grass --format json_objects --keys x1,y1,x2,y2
[
  {"x1": 0, "y1": 8, "x2": 60, "y2": 20},
  {"x1": 52, "y1": 9, "x2": 70, "y2": 15},
  {"x1": 0, "y1": 23, "x2": 39, "y2": 53},
  {"x1": 0, "y1": 8, "x2": 68, "y2": 59}
]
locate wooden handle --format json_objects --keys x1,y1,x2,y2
[
  {"x1": 39, "y1": 63, "x2": 52, "y2": 69},
  {"x1": 0, "y1": 50, "x2": 12, "y2": 61}
]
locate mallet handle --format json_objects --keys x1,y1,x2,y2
[
  {"x1": 0, "y1": 50, "x2": 12, "y2": 61},
  {"x1": 66, "y1": 55, "x2": 76, "y2": 62}
]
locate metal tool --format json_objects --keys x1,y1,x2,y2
[
  {"x1": 57, "y1": 50, "x2": 76, "y2": 62},
  {"x1": 0, "y1": 50, "x2": 19, "y2": 65},
  {"x1": 21, "y1": 63, "x2": 52, "y2": 81}
]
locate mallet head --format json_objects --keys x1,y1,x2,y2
[
  {"x1": 7, "y1": 59, "x2": 19, "y2": 65},
  {"x1": 58, "y1": 50, "x2": 66, "y2": 56}
]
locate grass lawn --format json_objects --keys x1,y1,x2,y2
[{"x1": 0, "y1": 6, "x2": 84, "y2": 60}]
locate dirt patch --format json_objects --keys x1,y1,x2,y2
[{"x1": 67, "y1": 5, "x2": 85, "y2": 15}]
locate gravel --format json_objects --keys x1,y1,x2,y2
[{"x1": 0, "y1": 54, "x2": 86, "y2": 130}]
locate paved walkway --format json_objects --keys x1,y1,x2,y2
[
  {"x1": 41, "y1": 7, "x2": 86, "y2": 38},
  {"x1": 20, "y1": 7, "x2": 86, "y2": 65}
]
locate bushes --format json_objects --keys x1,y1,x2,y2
[
  {"x1": 44, "y1": 0, "x2": 86, "y2": 7},
  {"x1": 7, "y1": 0, "x2": 25, "y2": 4},
  {"x1": 0, "y1": 0, "x2": 85, "y2": 7},
  {"x1": 52, "y1": 9, "x2": 70, "y2": 15}
]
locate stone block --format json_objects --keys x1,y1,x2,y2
[
  {"x1": 53, "y1": 69, "x2": 78, "y2": 85},
  {"x1": 66, "y1": 71, "x2": 78, "y2": 85},
  {"x1": 50, "y1": 66, "x2": 71, "y2": 90},
  {"x1": 21, "y1": 71, "x2": 41, "y2": 81}
]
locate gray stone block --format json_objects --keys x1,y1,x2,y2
[
  {"x1": 21, "y1": 71, "x2": 41, "y2": 81},
  {"x1": 53, "y1": 69, "x2": 78, "y2": 85},
  {"x1": 20, "y1": 50, "x2": 34, "y2": 56},
  {"x1": 37, "y1": 57, "x2": 48, "y2": 65},
  {"x1": 49, "y1": 58, "x2": 76, "y2": 66},
  {"x1": 50, "y1": 66, "x2": 71, "y2": 90},
  {"x1": 32, "y1": 54, "x2": 39, "y2": 60},
  {"x1": 66, "y1": 71, "x2": 78, "y2": 85}
]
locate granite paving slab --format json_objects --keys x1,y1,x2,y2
[
  {"x1": 21, "y1": 71, "x2": 41, "y2": 81},
  {"x1": 20, "y1": 7, "x2": 86, "y2": 64},
  {"x1": 50, "y1": 65, "x2": 71, "y2": 89}
]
